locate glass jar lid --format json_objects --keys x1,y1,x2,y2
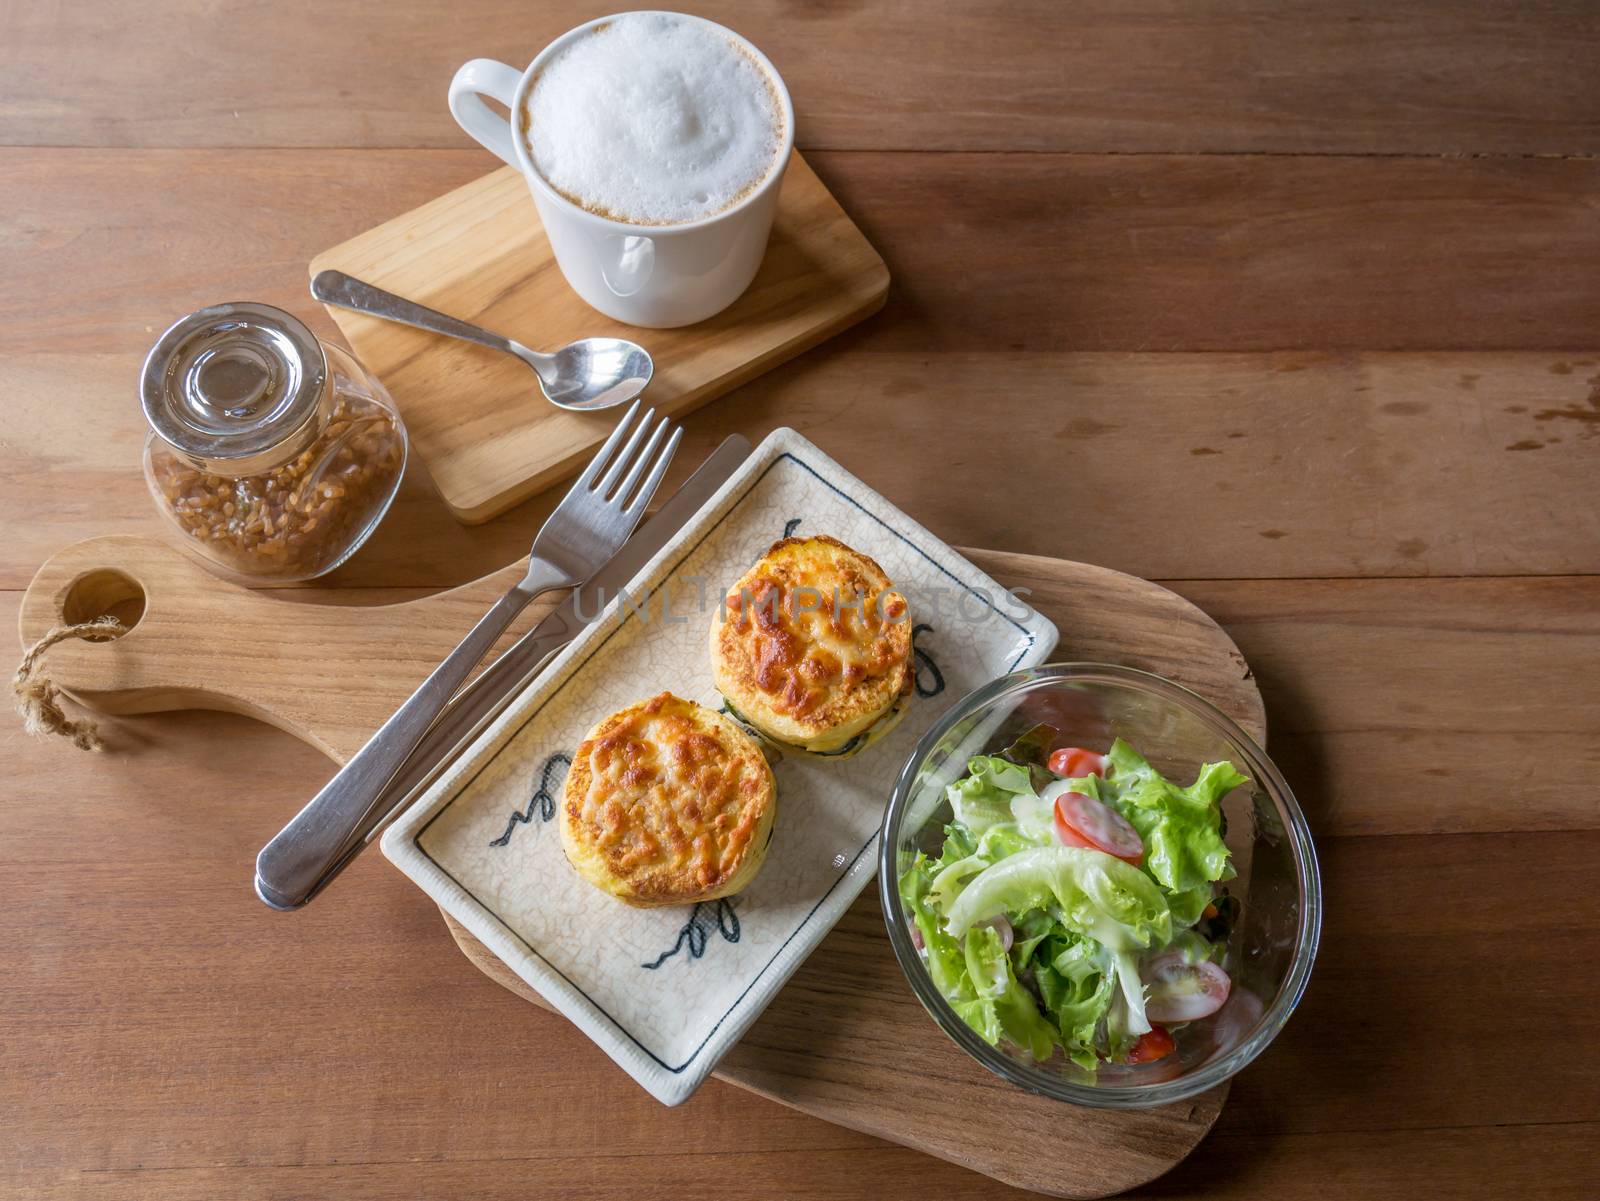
[{"x1": 140, "y1": 302, "x2": 328, "y2": 474}]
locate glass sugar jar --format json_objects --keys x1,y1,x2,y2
[{"x1": 139, "y1": 302, "x2": 408, "y2": 582}]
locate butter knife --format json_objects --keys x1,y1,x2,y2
[{"x1": 254, "y1": 433, "x2": 752, "y2": 910}]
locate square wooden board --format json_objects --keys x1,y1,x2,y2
[{"x1": 309, "y1": 154, "x2": 889, "y2": 523}]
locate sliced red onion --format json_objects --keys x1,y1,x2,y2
[
  {"x1": 907, "y1": 920, "x2": 925, "y2": 952},
  {"x1": 978, "y1": 913, "x2": 1014, "y2": 953}
]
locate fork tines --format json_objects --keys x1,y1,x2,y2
[{"x1": 577, "y1": 400, "x2": 682, "y2": 515}]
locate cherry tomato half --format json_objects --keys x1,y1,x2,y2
[
  {"x1": 1052, "y1": 788, "x2": 1144, "y2": 865},
  {"x1": 1048, "y1": 747, "x2": 1106, "y2": 779},
  {"x1": 1126, "y1": 1026, "x2": 1176, "y2": 1063},
  {"x1": 1143, "y1": 953, "x2": 1232, "y2": 1024}
]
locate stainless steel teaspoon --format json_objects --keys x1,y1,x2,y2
[{"x1": 310, "y1": 269, "x2": 653, "y2": 412}]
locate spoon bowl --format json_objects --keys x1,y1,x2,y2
[
  {"x1": 311, "y1": 270, "x2": 653, "y2": 412},
  {"x1": 533, "y1": 338, "x2": 655, "y2": 411}
]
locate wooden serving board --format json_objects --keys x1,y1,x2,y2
[
  {"x1": 19, "y1": 536, "x2": 1262, "y2": 1199},
  {"x1": 309, "y1": 154, "x2": 889, "y2": 524}
]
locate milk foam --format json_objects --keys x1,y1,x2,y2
[{"x1": 524, "y1": 14, "x2": 785, "y2": 226}]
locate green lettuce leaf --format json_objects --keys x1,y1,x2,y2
[
  {"x1": 998, "y1": 722, "x2": 1058, "y2": 769},
  {"x1": 1010, "y1": 909, "x2": 1057, "y2": 967},
  {"x1": 924, "y1": 821, "x2": 983, "y2": 907},
  {"x1": 1103, "y1": 982, "x2": 1143, "y2": 1061},
  {"x1": 927, "y1": 821, "x2": 1052, "y2": 910},
  {"x1": 996, "y1": 722, "x2": 1060, "y2": 793},
  {"x1": 1034, "y1": 931, "x2": 1117, "y2": 1069},
  {"x1": 944, "y1": 846, "x2": 1173, "y2": 952},
  {"x1": 1166, "y1": 885, "x2": 1215, "y2": 928},
  {"x1": 1103, "y1": 738, "x2": 1243, "y2": 896},
  {"x1": 897, "y1": 852, "x2": 971, "y2": 1001},
  {"x1": 977, "y1": 823, "x2": 1051, "y2": 860},
  {"x1": 960, "y1": 925, "x2": 1060, "y2": 1061},
  {"x1": 949, "y1": 996, "x2": 1002, "y2": 1044},
  {"x1": 935, "y1": 821, "x2": 978, "y2": 866},
  {"x1": 946, "y1": 754, "x2": 1038, "y2": 834},
  {"x1": 902, "y1": 844, "x2": 1060, "y2": 1061},
  {"x1": 1162, "y1": 927, "x2": 1226, "y2": 966},
  {"x1": 944, "y1": 846, "x2": 1173, "y2": 1037}
]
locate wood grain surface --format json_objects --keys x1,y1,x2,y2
[
  {"x1": 311, "y1": 155, "x2": 888, "y2": 521},
  {"x1": 9, "y1": 347, "x2": 1599, "y2": 590},
  {"x1": 16, "y1": 537, "x2": 1264, "y2": 1198},
  {"x1": 10, "y1": 151, "x2": 1600, "y2": 359},
  {"x1": 5, "y1": 1, "x2": 1598, "y2": 154},
  {"x1": 3, "y1": 1, "x2": 1596, "y2": 1198}
]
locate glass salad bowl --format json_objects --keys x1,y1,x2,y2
[{"x1": 878, "y1": 663, "x2": 1321, "y2": 1108}]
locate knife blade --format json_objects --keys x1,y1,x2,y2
[{"x1": 254, "y1": 433, "x2": 752, "y2": 910}]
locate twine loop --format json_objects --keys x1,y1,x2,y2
[{"x1": 12, "y1": 617, "x2": 127, "y2": 751}]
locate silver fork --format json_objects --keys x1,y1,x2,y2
[{"x1": 254, "y1": 400, "x2": 680, "y2": 909}]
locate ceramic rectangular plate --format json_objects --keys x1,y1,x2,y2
[{"x1": 382, "y1": 428, "x2": 1058, "y2": 1104}]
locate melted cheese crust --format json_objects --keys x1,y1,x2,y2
[
  {"x1": 560, "y1": 692, "x2": 776, "y2": 907},
  {"x1": 710, "y1": 535, "x2": 913, "y2": 751}
]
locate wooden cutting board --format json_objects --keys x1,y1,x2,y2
[
  {"x1": 309, "y1": 154, "x2": 889, "y2": 525},
  {"x1": 19, "y1": 535, "x2": 1262, "y2": 1199}
]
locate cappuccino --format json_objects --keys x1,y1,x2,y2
[{"x1": 523, "y1": 13, "x2": 786, "y2": 226}]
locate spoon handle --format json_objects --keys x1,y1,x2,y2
[{"x1": 311, "y1": 270, "x2": 519, "y2": 358}]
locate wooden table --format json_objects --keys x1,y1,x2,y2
[{"x1": 4, "y1": 3, "x2": 1597, "y2": 1197}]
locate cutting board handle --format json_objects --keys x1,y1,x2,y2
[
  {"x1": 16, "y1": 534, "x2": 529, "y2": 760},
  {"x1": 19, "y1": 535, "x2": 267, "y2": 712}
]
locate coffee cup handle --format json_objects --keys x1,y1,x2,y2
[{"x1": 448, "y1": 59, "x2": 524, "y2": 167}]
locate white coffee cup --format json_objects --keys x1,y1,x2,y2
[{"x1": 449, "y1": 12, "x2": 795, "y2": 329}]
